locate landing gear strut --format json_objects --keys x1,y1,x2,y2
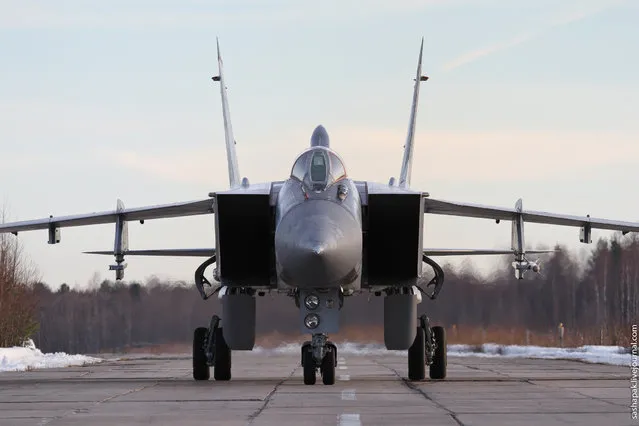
[
  {"x1": 301, "y1": 334, "x2": 337, "y2": 385},
  {"x1": 192, "y1": 315, "x2": 232, "y2": 381},
  {"x1": 408, "y1": 314, "x2": 447, "y2": 381}
]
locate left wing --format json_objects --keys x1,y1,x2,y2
[
  {"x1": 423, "y1": 196, "x2": 639, "y2": 234},
  {"x1": 0, "y1": 198, "x2": 215, "y2": 235},
  {"x1": 423, "y1": 248, "x2": 554, "y2": 256}
]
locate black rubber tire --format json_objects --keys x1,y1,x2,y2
[
  {"x1": 327, "y1": 342, "x2": 338, "y2": 367},
  {"x1": 303, "y1": 347, "x2": 316, "y2": 385},
  {"x1": 214, "y1": 327, "x2": 232, "y2": 381},
  {"x1": 301, "y1": 341, "x2": 311, "y2": 366},
  {"x1": 193, "y1": 327, "x2": 210, "y2": 381},
  {"x1": 408, "y1": 327, "x2": 426, "y2": 381},
  {"x1": 321, "y1": 349, "x2": 336, "y2": 385},
  {"x1": 429, "y1": 326, "x2": 447, "y2": 380}
]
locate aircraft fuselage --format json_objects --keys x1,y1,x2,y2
[
  {"x1": 275, "y1": 177, "x2": 362, "y2": 291},
  {"x1": 274, "y1": 134, "x2": 362, "y2": 292}
]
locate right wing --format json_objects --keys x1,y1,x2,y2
[
  {"x1": 85, "y1": 248, "x2": 215, "y2": 257},
  {"x1": 423, "y1": 248, "x2": 554, "y2": 256},
  {"x1": 0, "y1": 198, "x2": 215, "y2": 235},
  {"x1": 423, "y1": 196, "x2": 639, "y2": 233}
]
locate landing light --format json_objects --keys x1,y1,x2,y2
[
  {"x1": 304, "y1": 314, "x2": 320, "y2": 329},
  {"x1": 304, "y1": 294, "x2": 320, "y2": 310}
]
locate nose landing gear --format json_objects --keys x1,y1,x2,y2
[
  {"x1": 297, "y1": 288, "x2": 341, "y2": 385},
  {"x1": 301, "y1": 335, "x2": 338, "y2": 385}
]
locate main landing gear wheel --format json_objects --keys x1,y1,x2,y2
[
  {"x1": 214, "y1": 327, "x2": 232, "y2": 381},
  {"x1": 303, "y1": 347, "x2": 316, "y2": 385},
  {"x1": 321, "y1": 349, "x2": 335, "y2": 385},
  {"x1": 327, "y1": 342, "x2": 338, "y2": 367},
  {"x1": 408, "y1": 327, "x2": 426, "y2": 381},
  {"x1": 429, "y1": 326, "x2": 447, "y2": 380},
  {"x1": 301, "y1": 341, "x2": 311, "y2": 366},
  {"x1": 193, "y1": 327, "x2": 210, "y2": 381}
]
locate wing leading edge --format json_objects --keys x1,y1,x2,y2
[
  {"x1": 423, "y1": 248, "x2": 554, "y2": 256},
  {"x1": 0, "y1": 198, "x2": 215, "y2": 235},
  {"x1": 423, "y1": 196, "x2": 639, "y2": 234},
  {"x1": 85, "y1": 248, "x2": 215, "y2": 257}
]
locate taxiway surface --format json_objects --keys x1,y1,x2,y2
[{"x1": 0, "y1": 351, "x2": 631, "y2": 426}]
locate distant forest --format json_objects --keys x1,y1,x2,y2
[{"x1": 1, "y1": 233, "x2": 637, "y2": 353}]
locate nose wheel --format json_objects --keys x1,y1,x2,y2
[
  {"x1": 320, "y1": 348, "x2": 336, "y2": 385},
  {"x1": 301, "y1": 335, "x2": 337, "y2": 385}
]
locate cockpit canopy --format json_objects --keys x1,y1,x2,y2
[{"x1": 291, "y1": 147, "x2": 347, "y2": 192}]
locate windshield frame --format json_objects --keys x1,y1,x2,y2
[{"x1": 290, "y1": 147, "x2": 347, "y2": 192}]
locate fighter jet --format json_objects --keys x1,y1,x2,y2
[{"x1": 2, "y1": 39, "x2": 639, "y2": 385}]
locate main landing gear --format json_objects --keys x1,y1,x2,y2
[
  {"x1": 408, "y1": 314, "x2": 447, "y2": 381},
  {"x1": 301, "y1": 334, "x2": 338, "y2": 385},
  {"x1": 193, "y1": 315, "x2": 232, "y2": 381}
]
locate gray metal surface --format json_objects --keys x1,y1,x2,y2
[
  {"x1": 310, "y1": 125, "x2": 330, "y2": 148},
  {"x1": 222, "y1": 293, "x2": 256, "y2": 350},
  {"x1": 0, "y1": 199, "x2": 215, "y2": 233},
  {"x1": 0, "y1": 352, "x2": 631, "y2": 426},
  {"x1": 85, "y1": 248, "x2": 216, "y2": 257},
  {"x1": 398, "y1": 37, "x2": 426, "y2": 188},
  {"x1": 298, "y1": 289, "x2": 341, "y2": 334},
  {"x1": 422, "y1": 248, "x2": 554, "y2": 256},
  {"x1": 423, "y1": 196, "x2": 639, "y2": 232},
  {"x1": 275, "y1": 199, "x2": 362, "y2": 289},
  {"x1": 383, "y1": 293, "x2": 417, "y2": 349},
  {"x1": 215, "y1": 38, "x2": 241, "y2": 189}
]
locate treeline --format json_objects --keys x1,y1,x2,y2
[
  {"x1": 0, "y1": 234, "x2": 37, "y2": 347},
  {"x1": 427, "y1": 235, "x2": 637, "y2": 346},
  {"x1": 4, "y1": 234, "x2": 638, "y2": 353}
]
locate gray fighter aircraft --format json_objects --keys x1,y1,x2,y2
[{"x1": 3, "y1": 39, "x2": 639, "y2": 385}]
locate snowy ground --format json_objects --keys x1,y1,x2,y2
[
  {"x1": 0, "y1": 340, "x2": 102, "y2": 372},
  {"x1": 255, "y1": 342, "x2": 630, "y2": 366},
  {"x1": 1, "y1": 341, "x2": 629, "y2": 372},
  {"x1": 447, "y1": 343, "x2": 630, "y2": 366}
]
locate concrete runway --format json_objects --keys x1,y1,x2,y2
[{"x1": 0, "y1": 351, "x2": 632, "y2": 426}]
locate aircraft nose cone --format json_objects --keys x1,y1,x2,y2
[{"x1": 275, "y1": 200, "x2": 361, "y2": 288}]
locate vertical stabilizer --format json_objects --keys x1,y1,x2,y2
[
  {"x1": 213, "y1": 38, "x2": 241, "y2": 188},
  {"x1": 398, "y1": 38, "x2": 428, "y2": 188}
]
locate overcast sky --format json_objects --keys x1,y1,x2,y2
[{"x1": 1, "y1": 0, "x2": 637, "y2": 288}]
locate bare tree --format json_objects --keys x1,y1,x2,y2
[{"x1": 0, "y1": 209, "x2": 39, "y2": 347}]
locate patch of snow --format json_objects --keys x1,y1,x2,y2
[
  {"x1": 0, "y1": 339, "x2": 102, "y2": 372},
  {"x1": 254, "y1": 342, "x2": 629, "y2": 366},
  {"x1": 448, "y1": 343, "x2": 629, "y2": 366}
]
